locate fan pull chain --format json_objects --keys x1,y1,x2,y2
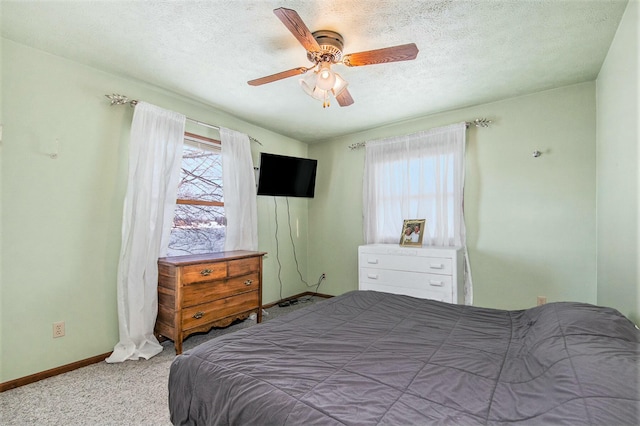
[{"x1": 323, "y1": 92, "x2": 330, "y2": 108}]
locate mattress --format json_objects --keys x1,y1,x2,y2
[{"x1": 169, "y1": 290, "x2": 640, "y2": 425}]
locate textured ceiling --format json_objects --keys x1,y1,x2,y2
[{"x1": 1, "y1": 0, "x2": 628, "y2": 143}]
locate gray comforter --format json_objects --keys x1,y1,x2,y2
[{"x1": 169, "y1": 290, "x2": 639, "y2": 425}]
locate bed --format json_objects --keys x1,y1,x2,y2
[{"x1": 169, "y1": 290, "x2": 639, "y2": 425}]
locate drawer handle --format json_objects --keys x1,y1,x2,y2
[
  {"x1": 429, "y1": 263, "x2": 445, "y2": 269},
  {"x1": 367, "y1": 258, "x2": 379, "y2": 264},
  {"x1": 244, "y1": 279, "x2": 253, "y2": 286},
  {"x1": 192, "y1": 311, "x2": 204, "y2": 319},
  {"x1": 200, "y1": 269, "x2": 213, "y2": 276},
  {"x1": 367, "y1": 273, "x2": 379, "y2": 280},
  {"x1": 429, "y1": 280, "x2": 444, "y2": 287}
]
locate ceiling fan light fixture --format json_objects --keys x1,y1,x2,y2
[
  {"x1": 315, "y1": 62, "x2": 336, "y2": 91},
  {"x1": 300, "y1": 65, "x2": 348, "y2": 107}
]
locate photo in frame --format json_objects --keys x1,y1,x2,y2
[{"x1": 399, "y1": 219, "x2": 426, "y2": 246}]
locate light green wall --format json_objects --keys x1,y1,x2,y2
[
  {"x1": 309, "y1": 83, "x2": 598, "y2": 310},
  {"x1": 0, "y1": 39, "x2": 310, "y2": 383},
  {"x1": 596, "y1": 0, "x2": 639, "y2": 323}
]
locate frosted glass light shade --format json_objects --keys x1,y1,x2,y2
[
  {"x1": 316, "y1": 63, "x2": 336, "y2": 90},
  {"x1": 331, "y1": 73, "x2": 348, "y2": 96},
  {"x1": 311, "y1": 87, "x2": 327, "y2": 101},
  {"x1": 300, "y1": 74, "x2": 328, "y2": 101},
  {"x1": 300, "y1": 74, "x2": 316, "y2": 97}
]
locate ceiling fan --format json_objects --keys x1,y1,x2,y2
[{"x1": 248, "y1": 7, "x2": 419, "y2": 108}]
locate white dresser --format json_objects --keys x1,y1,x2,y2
[{"x1": 358, "y1": 244, "x2": 464, "y2": 304}]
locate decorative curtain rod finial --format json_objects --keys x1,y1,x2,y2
[
  {"x1": 466, "y1": 118, "x2": 492, "y2": 128},
  {"x1": 474, "y1": 118, "x2": 492, "y2": 127},
  {"x1": 348, "y1": 142, "x2": 367, "y2": 151},
  {"x1": 105, "y1": 94, "x2": 136, "y2": 107}
]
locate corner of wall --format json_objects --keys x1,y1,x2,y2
[{"x1": 595, "y1": 0, "x2": 639, "y2": 323}]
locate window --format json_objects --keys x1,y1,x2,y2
[
  {"x1": 166, "y1": 132, "x2": 225, "y2": 256},
  {"x1": 375, "y1": 152, "x2": 456, "y2": 243},
  {"x1": 363, "y1": 124, "x2": 466, "y2": 247}
]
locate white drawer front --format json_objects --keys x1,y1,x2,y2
[
  {"x1": 359, "y1": 282, "x2": 451, "y2": 303},
  {"x1": 359, "y1": 253, "x2": 453, "y2": 275},
  {"x1": 359, "y1": 267, "x2": 453, "y2": 292}
]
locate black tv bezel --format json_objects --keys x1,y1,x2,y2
[{"x1": 256, "y1": 153, "x2": 318, "y2": 198}]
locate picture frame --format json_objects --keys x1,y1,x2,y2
[{"x1": 399, "y1": 219, "x2": 426, "y2": 246}]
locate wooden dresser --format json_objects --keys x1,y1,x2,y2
[{"x1": 155, "y1": 251, "x2": 266, "y2": 354}]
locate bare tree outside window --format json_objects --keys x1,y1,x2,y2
[{"x1": 167, "y1": 134, "x2": 225, "y2": 256}]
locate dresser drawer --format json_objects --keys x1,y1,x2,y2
[
  {"x1": 181, "y1": 262, "x2": 227, "y2": 284},
  {"x1": 359, "y1": 253, "x2": 453, "y2": 275},
  {"x1": 228, "y1": 257, "x2": 260, "y2": 277},
  {"x1": 360, "y1": 282, "x2": 451, "y2": 303},
  {"x1": 182, "y1": 290, "x2": 259, "y2": 331},
  {"x1": 360, "y1": 267, "x2": 453, "y2": 292},
  {"x1": 182, "y1": 272, "x2": 259, "y2": 307}
]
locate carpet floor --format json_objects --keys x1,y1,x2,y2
[{"x1": 1, "y1": 296, "x2": 323, "y2": 425}]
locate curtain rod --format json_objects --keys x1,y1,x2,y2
[
  {"x1": 347, "y1": 118, "x2": 492, "y2": 150},
  {"x1": 105, "y1": 94, "x2": 263, "y2": 146}
]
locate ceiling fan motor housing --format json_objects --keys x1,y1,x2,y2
[{"x1": 308, "y1": 30, "x2": 344, "y2": 64}]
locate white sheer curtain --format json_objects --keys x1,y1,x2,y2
[
  {"x1": 220, "y1": 127, "x2": 258, "y2": 251},
  {"x1": 106, "y1": 102, "x2": 185, "y2": 363},
  {"x1": 363, "y1": 122, "x2": 473, "y2": 304}
]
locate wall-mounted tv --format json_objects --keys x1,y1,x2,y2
[{"x1": 256, "y1": 153, "x2": 318, "y2": 198}]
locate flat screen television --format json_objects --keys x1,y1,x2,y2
[{"x1": 256, "y1": 153, "x2": 318, "y2": 198}]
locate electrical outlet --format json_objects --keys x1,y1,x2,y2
[
  {"x1": 53, "y1": 321, "x2": 65, "y2": 338},
  {"x1": 537, "y1": 296, "x2": 547, "y2": 306}
]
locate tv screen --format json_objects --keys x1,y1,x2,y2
[{"x1": 257, "y1": 153, "x2": 318, "y2": 198}]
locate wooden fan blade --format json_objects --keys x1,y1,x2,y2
[
  {"x1": 335, "y1": 88, "x2": 354, "y2": 107},
  {"x1": 273, "y1": 8, "x2": 320, "y2": 53},
  {"x1": 248, "y1": 67, "x2": 309, "y2": 86},
  {"x1": 342, "y1": 43, "x2": 419, "y2": 67}
]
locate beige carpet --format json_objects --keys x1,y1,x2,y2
[{"x1": 0, "y1": 296, "x2": 322, "y2": 425}]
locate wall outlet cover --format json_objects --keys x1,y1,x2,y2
[{"x1": 53, "y1": 321, "x2": 65, "y2": 338}]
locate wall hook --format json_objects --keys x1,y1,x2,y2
[
  {"x1": 532, "y1": 150, "x2": 542, "y2": 158},
  {"x1": 49, "y1": 139, "x2": 59, "y2": 159}
]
